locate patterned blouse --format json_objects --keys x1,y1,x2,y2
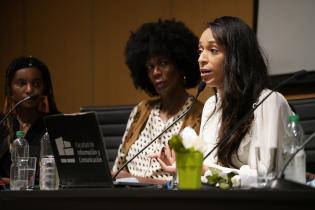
[{"x1": 112, "y1": 96, "x2": 195, "y2": 180}]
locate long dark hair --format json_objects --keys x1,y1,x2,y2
[
  {"x1": 3, "y1": 56, "x2": 59, "y2": 141},
  {"x1": 209, "y1": 16, "x2": 268, "y2": 168}
]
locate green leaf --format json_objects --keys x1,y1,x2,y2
[
  {"x1": 219, "y1": 182, "x2": 231, "y2": 190},
  {"x1": 168, "y1": 135, "x2": 185, "y2": 152},
  {"x1": 208, "y1": 167, "x2": 221, "y2": 176},
  {"x1": 207, "y1": 174, "x2": 220, "y2": 185},
  {"x1": 205, "y1": 167, "x2": 236, "y2": 190}
]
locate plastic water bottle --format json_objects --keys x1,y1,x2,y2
[
  {"x1": 283, "y1": 114, "x2": 306, "y2": 184},
  {"x1": 39, "y1": 132, "x2": 59, "y2": 190},
  {"x1": 10, "y1": 130, "x2": 29, "y2": 190}
]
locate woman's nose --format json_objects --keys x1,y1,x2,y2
[
  {"x1": 25, "y1": 83, "x2": 34, "y2": 93},
  {"x1": 198, "y1": 52, "x2": 207, "y2": 66},
  {"x1": 152, "y1": 66, "x2": 162, "y2": 77}
]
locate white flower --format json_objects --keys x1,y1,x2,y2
[
  {"x1": 193, "y1": 136, "x2": 207, "y2": 153},
  {"x1": 179, "y1": 127, "x2": 207, "y2": 153},
  {"x1": 231, "y1": 175, "x2": 241, "y2": 187},
  {"x1": 180, "y1": 127, "x2": 197, "y2": 148}
]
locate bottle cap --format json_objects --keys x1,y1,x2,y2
[
  {"x1": 16, "y1": 130, "x2": 25, "y2": 138},
  {"x1": 288, "y1": 114, "x2": 300, "y2": 122}
]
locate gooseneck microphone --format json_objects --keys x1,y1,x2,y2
[
  {"x1": 269, "y1": 131, "x2": 315, "y2": 190},
  {"x1": 0, "y1": 94, "x2": 39, "y2": 125},
  {"x1": 203, "y1": 70, "x2": 308, "y2": 161},
  {"x1": 113, "y1": 82, "x2": 206, "y2": 180}
]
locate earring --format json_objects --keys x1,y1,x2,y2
[
  {"x1": 183, "y1": 76, "x2": 187, "y2": 85},
  {"x1": 38, "y1": 96, "x2": 49, "y2": 113}
]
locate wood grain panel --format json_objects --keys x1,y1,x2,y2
[{"x1": 0, "y1": 0, "x2": 255, "y2": 113}]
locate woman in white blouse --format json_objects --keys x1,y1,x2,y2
[{"x1": 198, "y1": 16, "x2": 292, "y2": 178}]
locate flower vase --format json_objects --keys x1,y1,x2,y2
[{"x1": 176, "y1": 151, "x2": 203, "y2": 189}]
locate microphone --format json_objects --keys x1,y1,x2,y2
[
  {"x1": 203, "y1": 70, "x2": 308, "y2": 160},
  {"x1": 29, "y1": 93, "x2": 40, "y2": 100},
  {"x1": 196, "y1": 81, "x2": 206, "y2": 98},
  {"x1": 113, "y1": 81, "x2": 206, "y2": 180},
  {"x1": 268, "y1": 131, "x2": 315, "y2": 190},
  {"x1": 0, "y1": 93, "x2": 39, "y2": 125}
]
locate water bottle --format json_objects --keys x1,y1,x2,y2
[
  {"x1": 283, "y1": 114, "x2": 306, "y2": 184},
  {"x1": 10, "y1": 130, "x2": 29, "y2": 190},
  {"x1": 39, "y1": 132, "x2": 59, "y2": 190}
]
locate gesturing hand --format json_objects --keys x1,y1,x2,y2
[{"x1": 149, "y1": 144, "x2": 176, "y2": 174}]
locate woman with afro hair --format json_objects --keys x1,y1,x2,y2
[{"x1": 112, "y1": 19, "x2": 203, "y2": 184}]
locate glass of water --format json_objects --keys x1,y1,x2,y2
[
  {"x1": 255, "y1": 146, "x2": 278, "y2": 188},
  {"x1": 11, "y1": 157, "x2": 37, "y2": 190}
]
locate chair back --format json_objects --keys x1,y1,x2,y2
[
  {"x1": 80, "y1": 105, "x2": 134, "y2": 170},
  {"x1": 288, "y1": 98, "x2": 315, "y2": 173}
]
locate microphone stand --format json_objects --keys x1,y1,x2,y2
[
  {"x1": 268, "y1": 131, "x2": 315, "y2": 190},
  {"x1": 113, "y1": 82, "x2": 206, "y2": 180},
  {"x1": 0, "y1": 95, "x2": 37, "y2": 125}
]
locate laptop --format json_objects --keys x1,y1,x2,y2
[
  {"x1": 44, "y1": 112, "x2": 114, "y2": 188},
  {"x1": 44, "y1": 112, "x2": 163, "y2": 189}
]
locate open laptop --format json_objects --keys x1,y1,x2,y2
[
  {"x1": 44, "y1": 112, "x2": 114, "y2": 188},
  {"x1": 44, "y1": 112, "x2": 163, "y2": 189}
]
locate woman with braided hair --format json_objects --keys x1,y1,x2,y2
[{"x1": 0, "y1": 56, "x2": 59, "y2": 180}]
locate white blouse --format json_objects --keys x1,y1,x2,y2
[{"x1": 200, "y1": 89, "x2": 292, "y2": 172}]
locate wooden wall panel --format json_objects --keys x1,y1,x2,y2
[
  {"x1": 23, "y1": 0, "x2": 93, "y2": 113},
  {"x1": 0, "y1": 0, "x2": 254, "y2": 113},
  {"x1": 93, "y1": 0, "x2": 172, "y2": 106},
  {"x1": 0, "y1": 0, "x2": 25, "y2": 109}
]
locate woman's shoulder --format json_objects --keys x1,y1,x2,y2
[
  {"x1": 259, "y1": 89, "x2": 289, "y2": 107},
  {"x1": 137, "y1": 98, "x2": 160, "y2": 108},
  {"x1": 257, "y1": 89, "x2": 292, "y2": 116},
  {"x1": 129, "y1": 98, "x2": 160, "y2": 121}
]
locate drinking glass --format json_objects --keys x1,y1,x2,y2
[
  {"x1": 255, "y1": 147, "x2": 278, "y2": 187},
  {"x1": 13, "y1": 157, "x2": 37, "y2": 190}
]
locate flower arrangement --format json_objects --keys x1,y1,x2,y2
[
  {"x1": 169, "y1": 127, "x2": 240, "y2": 190},
  {"x1": 203, "y1": 167, "x2": 239, "y2": 189},
  {"x1": 168, "y1": 127, "x2": 207, "y2": 189}
]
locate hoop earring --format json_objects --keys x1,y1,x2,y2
[{"x1": 38, "y1": 96, "x2": 49, "y2": 113}]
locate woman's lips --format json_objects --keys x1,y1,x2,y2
[
  {"x1": 200, "y1": 69, "x2": 212, "y2": 78},
  {"x1": 154, "y1": 80, "x2": 165, "y2": 90}
]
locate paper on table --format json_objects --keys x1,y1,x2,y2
[{"x1": 115, "y1": 177, "x2": 139, "y2": 183}]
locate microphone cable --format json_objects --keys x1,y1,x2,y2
[{"x1": 0, "y1": 94, "x2": 39, "y2": 125}]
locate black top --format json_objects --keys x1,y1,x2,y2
[{"x1": 0, "y1": 113, "x2": 48, "y2": 178}]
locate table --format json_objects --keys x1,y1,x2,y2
[{"x1": 0, "y1": 187, "x2": 314, "y2": 210}]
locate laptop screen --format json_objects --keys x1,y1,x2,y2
[{"x1": 44, "y1": 112, "x2": 113, "y2": 188}]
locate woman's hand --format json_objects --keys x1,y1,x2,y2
[{"x1": 149, "y1": 144, "x2": 176, "y2": 174}]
